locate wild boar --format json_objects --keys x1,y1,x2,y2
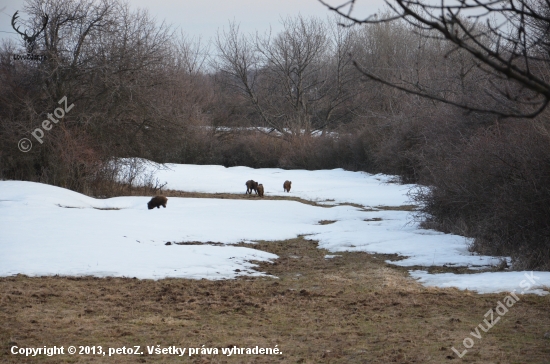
[
  {"x1": 283, "y1": 180, "x2": 292, "y2": 192},
  {"x1": 257, "y1": 184, "x2": 264, "y2": 197},
  {"x1": 147, "y1": 195, "x2": 168, "y2": 209},
  {"x1": 245, "y1": 180, "x2": 259, "y2": 194}
]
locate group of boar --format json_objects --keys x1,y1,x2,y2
[
  {"x1": 147, "y1": 180, "x2": 292, "y2": 209},
  {"x1": 246, "y1": 180, "x2": 291, "y2": 197}
]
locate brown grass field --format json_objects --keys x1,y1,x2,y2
[{"x1": 1, "y1": 192, "x2": 549, "y2": 363}]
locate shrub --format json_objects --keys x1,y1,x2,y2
[{"x1": 412, "y1": 121, "x2": 550, "y2": 270}]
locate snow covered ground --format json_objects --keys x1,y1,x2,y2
[
  {"x1": 131, "y1": 161, "x2": 415, "y2": 207},
  {"x1": 205, "y1": 126, "x2": 339, "y2": 137},
  {"x1": 410, "y1": 270, "x2": 550, "y2": 295},
  {"x1": 1, "y1": 162, "x2": 549, "y2": 295}
]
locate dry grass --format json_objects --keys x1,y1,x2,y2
[
  {"x1": 1, "y1": 237, "x2": 549, "y2": 363},
  {"x1": 120, "y1": 188, "x2": 336, "y2": 208},
  {"x1": 110, "y1": 188, "x2": 419, "y2": 212},
  {"x1": 374, "y1": 205, "x2": 418, "y2": 211}
]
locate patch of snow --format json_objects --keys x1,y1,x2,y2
[
  {"x1": 410, "y1": 270, "x2": 550, "y2": 296},
  {"x1": 206, "y1": 126, "x2": 338, "y2": 137},
  {"x1": 123, "y1": 160, "x2": 415, "y2": 208},
  {"x1": 313, "y1": 211, "x2": 502, "y2": 268},
  {"x1": 0, "y1": 181, "x2": 279, "y2": 280}
]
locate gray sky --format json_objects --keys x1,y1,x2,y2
[{"x1": 1, "y1": 0, "x2": 385, "y2": 44}]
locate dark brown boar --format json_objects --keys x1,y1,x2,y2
[
  {"x1": 245, "y1": 180, "x2": 258, "y2": 194},
  {"x1": 283, "y1": 180, "x2": 292, "y2": 192},
  {"x1": 147, "y1": 195, "x2": 168, "y2": 209}
]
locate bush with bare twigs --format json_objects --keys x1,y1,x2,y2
[{"x1": 412, "y1": 121, "x2": 550, "y2": 270}]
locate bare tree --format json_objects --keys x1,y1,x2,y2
[
  {"x1": 0, "y1": 0, "x2": 207, "y2": 191},
  {"x1": 319, "y1": 0, "x2": 550, "y2": 118},
  {"x1": 175, "y1": 31, "x2": 210, "y2": 75},
  {"x1": 214, "y1": 16, "x2": 364, "y2": 137}
]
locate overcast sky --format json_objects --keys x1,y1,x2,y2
[{"x1": 0, "y1": 0, "x2": 386, "y2": 44}]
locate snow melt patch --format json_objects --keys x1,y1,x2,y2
[
  {"x1": 123, "y1": 160, "x2": 414, "y2": 208},
  {"x1": 410, "y1": 270, "x2": 550, "y2": 296},
  {"x1": 0, "y1": 181, "x2": 278, "y2": 280},
  {"x1": 312, "y1": 210, "x2": 502, "y2": 268}
]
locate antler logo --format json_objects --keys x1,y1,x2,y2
[{"x1": 11, "y1": 11, "x2": 48, "y2": 53}]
